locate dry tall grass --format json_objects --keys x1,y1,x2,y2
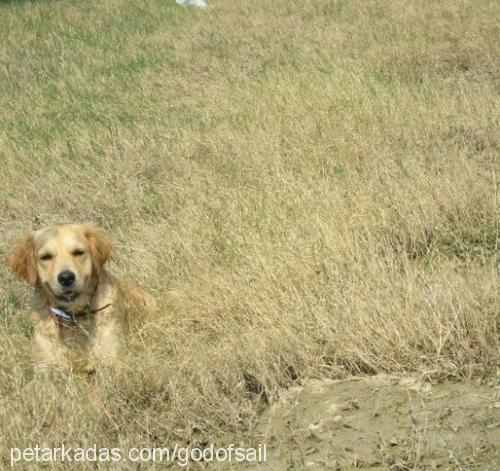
[{"x1": 0, "y1": 0, "x2": 498, "y2": 467}]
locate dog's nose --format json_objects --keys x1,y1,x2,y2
[{"x1": 58, "y1": 270, "x2": 76, "y2": 287}]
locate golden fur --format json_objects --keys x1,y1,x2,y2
[{"x1": 9, "y1": 224, "x2": 154, "y2": 373}]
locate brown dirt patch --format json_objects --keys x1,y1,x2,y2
[{"x1": 228, "y1": 375, "x2": 499, "y2": 470}]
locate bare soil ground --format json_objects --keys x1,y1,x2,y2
[{"x1": 226, "y1": 376, "x2": 499, "y2": 470}]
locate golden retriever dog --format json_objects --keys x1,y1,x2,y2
[{"x1": 9, "y1": 224, "x2": 154, "y2": 373}]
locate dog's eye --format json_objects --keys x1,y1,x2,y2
[
  {"x1": 72, "y1": 249, "x2": 85, "y2": 257},
  {"x1": 39, "y1": 253, "x2": 53, "y2": 261}
]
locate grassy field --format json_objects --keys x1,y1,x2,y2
[{"x1": 0, "y1": 0, "x2": 498, "y2": 468}]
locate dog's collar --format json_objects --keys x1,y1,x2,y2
[{"x1": 50, "y1": 303, "x2": 112, "y2": 321}]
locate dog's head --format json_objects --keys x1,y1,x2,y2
[{"x1": 9, "y1": 224, "x2": 112, "y2": 306}]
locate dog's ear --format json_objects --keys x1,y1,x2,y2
[
  {"x1": 84, "y1": 225, "x2": 112, "y2": 274},
  {"x1": 9, "y1": 232, "x2": 38, "y2": 285}
]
